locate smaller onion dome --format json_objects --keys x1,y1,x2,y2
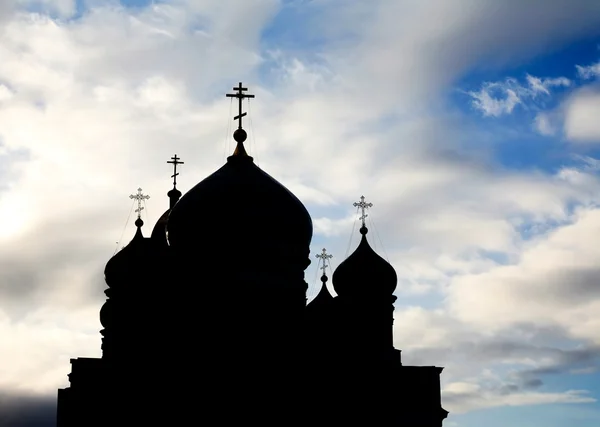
[
  {"x1": 332, "y1": 225, "x2": 397, "y2": 297},
  {"x1": 308, "y1": 248, "x2": 335, "y2": 311},
  {"x1": 104, "y1": 218, "x2": 150, "y2": 285},
  {"x1": 307, "y1": 273, "x2": 334, "y2": 310}
]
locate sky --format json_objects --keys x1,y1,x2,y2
[{"x1": 2, "y1": 0, "x2": 600, "y2": 426}]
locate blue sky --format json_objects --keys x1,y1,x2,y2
[
  {"x1": 2, "y1": 1, "x2": 600, "y2": 426},
  {"x1": 455, "y1": 43, "x2": 600, "y2": 172},
  {"x1": 445, "y1": 36, "x2": 600, "y2": 424}
]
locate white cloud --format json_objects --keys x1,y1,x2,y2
[
  {"x1": 447, "y1": 206, "x2": 600, "y2": 343},
  {"x1": 339, "y1": 0, "x2": 600, "y2": 115},
  {"x1": 16, "y1": 0, "x2": 76, "y2": 18},
  {"x1": 0, "y1": 84, "x2": 14, "y2": 102},
  {"x1": 576, "y1": 61, "x2": 600, "y2": 79},
  {"x1": 468, "y1": 82, "x2": 522, "y2": 117},
  {"x1": 533, "y1": 112, "x2": 556, "y2": 135},
  {"x1": 467, "y1": 74, "x2": 570, "y2": 117},
  {"x1": 312, "y1": 214, "x2": 355, "y2": 238},
  {"x1": 527, "y1": 74, "x2": 571, "y2": 95},
  {"x1": 525, "y1": 56, "x2": 600, "y2": 143},
  {"x1": 563, "y1": 87, "x2": 600, "y2": 142},
  {"x1": 2, "y1": 2, "x2": 600, "y2": 422},
  {"x1": 0, "y1": 306, "x2": 99, "y2": 393}
]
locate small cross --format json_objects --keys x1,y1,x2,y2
[
  {"x1": 353, "y1": 195, "x2": 373, "y2": 227},
  {"x1": 129, "y1": 187, "x2": 150, "y2": 219},
  {"x1": 167, "y1": 154, "x2": 184, "y2": 187},
  {"x1": 315, "y1": 248, "x2": 333, "y2": 275},
  {"x1": 226, "y1": 82, "x2": 255, "y2": 130}
]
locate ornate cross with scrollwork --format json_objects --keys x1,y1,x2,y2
[
  {"x1": 315, "y1": 248, "x2": 333, "y2": 275},
  {"x1": 353, "y1": 195, "x2": 373, "y2": 227},
  {"x1": 129, "y1": 188, "x2": 150, "y2": 219}
]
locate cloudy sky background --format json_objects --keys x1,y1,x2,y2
[{"x1": 3, "y1": 0, "x2": 600, "y2": 425}]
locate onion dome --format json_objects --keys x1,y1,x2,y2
[
  {"x1": 104, "y1": 218, "x2": 151, "y2": 285},
  {"x1": 307, "y1": 248, "x2": 334, "y2": 310},
  {"x1": 307, "y1": 273, "x2": 334, "y2": 310},
  {"x1": 332, "y1": 224, "x2": 397, "y2": 297},
  {"x1": 167, "y1": 85, "x2": 312, "y2": 272},
  {"x1": 167, "y1": 150, "x2": 312, "y2": 268},
  {"x1": 101, "y1": 217, "x2": 152, "y2": 337}
]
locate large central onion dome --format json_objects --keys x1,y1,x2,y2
[{"x1": 167, "y1": 132, "x2": 313, "y2": 274}]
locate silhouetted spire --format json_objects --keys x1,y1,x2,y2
[
  {"x1": 226, "y1": 82, "x2": 255, "y2": 157},
  {"x1": 167, "y1": 154, "x2": 183, "y2": 209},
  {"x1": 306, "y1": 248, "x2": 334, "y2": 357},
  {"x1": 310, "y1": 248, "x2": 334, "y2": 305}
]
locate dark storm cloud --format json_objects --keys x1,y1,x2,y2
[
  {"x1": 0, "y1": 391, "x2": 55, "y2": 427},
  {"x1": 497, "y1": 383, "x2": 519, "y2": 395},
  {"x1": 401, "y1": 322, "x2": 600, "y2": 386},
  {"x1": 539, "y1": 267, "x2": 600, "y2": 304},
  {"x1": 0, "y1": 211, "x2": 121, "y2": 318},
  {"x1": 464, "y1": 266, "x2": 600, "y2": 312},
  {"x1": 514, "y1": 345, "x2": 600, "y2": 389},
  {"x1": 522, "y1": 378, "x2": 543, "y2": 389},
  {"x1": 468, "y1": 340, "x2": 600, "y2": 364}
]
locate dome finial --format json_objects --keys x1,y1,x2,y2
[
  {"x1": 226, "y1": 82, "x2": 255, "y2": 157},
  {"x1": 316, "y1": 247, "x2": 333, "y2": 282},
  {"x1": 129, "y1": 187, "x2": 150, "y2": 220},
  {"x1": 353, "y1": 195, "x2": 373, "y2": 235},
  {"x1": 308, "y1": 248, "x2": 334, "y2": 307}
]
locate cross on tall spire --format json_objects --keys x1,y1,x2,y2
[
  {"x1": 129, "y1": 187, "x2": 150, "y2": 219},
  {"x1": 353, "y1": 195, "x2": 373, "y2": 228},
  {"x1": 315, "y1": 248, "x2": 333, "y2": 276},
  {"x1": 226, "y1": 82, "x2": 255, "y2": 130},
  {"x1": 167, "y1": 154, "x2": 184, "y2": 188}
]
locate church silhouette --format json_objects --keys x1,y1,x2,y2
[{"x1": 56, "y1": 83, "x2": 449, "y2": 426}]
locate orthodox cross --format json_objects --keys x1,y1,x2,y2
[
  {"x1": 353, "y1": 195, "x2": 373, "y2": 227},
  {"x1": 129, "y1": 187, "x2": 150, "y2": 219},
  {"x1": 315, "y1": 248, "x2": 333, "y2": 275},
  {"x1": 226, "y1": 82, "x2": 255, "y2": 129},
  {"x1": 167, "y1": 154, "x2": 184, "y2": 187}
]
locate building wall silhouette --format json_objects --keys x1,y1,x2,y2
[{"x1": 57, "y1": 87, "x2": 449, "y2": 426}]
